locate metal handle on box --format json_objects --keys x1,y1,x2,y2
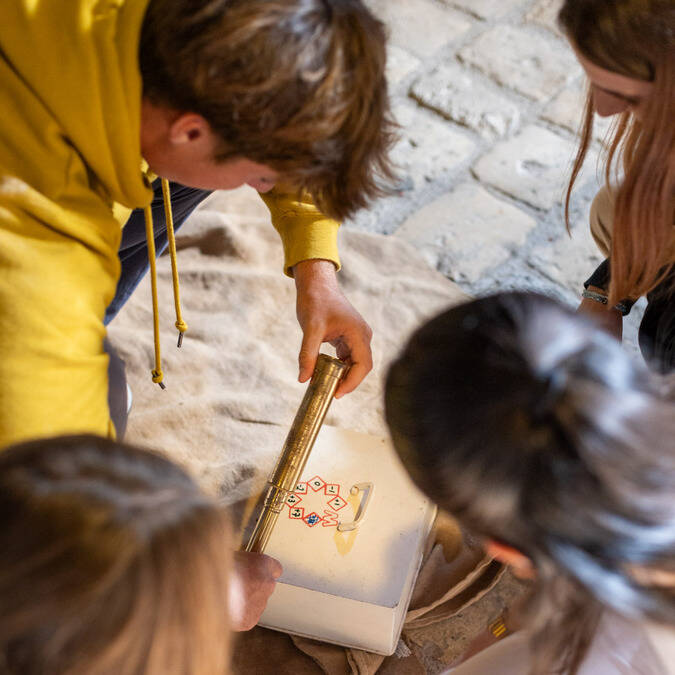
[
  {"x1": 245, "y1": 354, "x2": 349, "y2": 553},
  {"x1": 337, "y1": 482, "x2": 374, "y2": 532}
]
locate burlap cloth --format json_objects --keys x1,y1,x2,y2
[{"x1": 110, "y1": 188, "x2": 502, "y2": 674}]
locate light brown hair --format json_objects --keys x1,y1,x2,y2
[
  {"x1": 560, "y1": 0, "x2": 675, "y2": 304},
  {"x1": 0, "y1": 435, "x2": 231, "y2": 675},
  {"x1": 140, "y1": 0, "x2": 396, "y2": 221}
]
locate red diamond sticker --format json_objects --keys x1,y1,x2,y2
[
  {"x1": 303, "y1": 512, "x2": 322, "y2": 527},
  {"x1": 324, "y1": 483, "x2": 340, "y2": 496},
  {"x1": 289, "y1": 507, "x2": 305, "y2": 520},
  {"x1": 308, "y1": 476, "x2": 326, "y2": 492},
  {"x1": 294, "y1": 482, "x2": 308, "y2": 494},
  {"x1": 285, "y1": 493, "x2": 302, "y2": 507},
  {"x1": 327, "y1": 495, "x2": 347, "y2": 511}
]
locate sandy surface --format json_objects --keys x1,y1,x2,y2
[
  {"x1": 110, "y1": 187, "x2": 468, "y2": 505},
  {"x1": 108, "y1": 187, "x2": 528, "y2": 672}
]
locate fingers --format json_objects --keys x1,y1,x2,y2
[
  {"x1": 298, "y1": 324, "x2": 323, "y2": 383},
  {"x1": 229, "y1": 551, "x2": 283, "y2": 631},
  {"x1": 267, "y1": 555, "x2": 283, "y2": 580},
  {"x1": 334, "y1": 328, "x2": 373, "y2": 398}
]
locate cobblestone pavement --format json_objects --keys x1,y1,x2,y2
[{"x1": 348, "y1": 0, "x2": 644, "y2": 351}]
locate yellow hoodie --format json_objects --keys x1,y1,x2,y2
[{"x1": 0, "y1": 0, "x2": 340, "y2": 448}]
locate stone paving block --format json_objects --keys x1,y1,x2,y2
[
  {"x1": 529, "y1": 218, "x2": 604, "y2": 294},
  {"x1": 542, "y1": 80, "x2": 612, "y2": 142},
  {"x1": 444, "y1": 0, "x2": 527, "y2": 20},
  {"x1": 386, "y1": 45, "x2": 422, "y2": 88},
  {"x1": 366, "y1": 0, "x2": 472, "y2": 58},
  {"x1": 525, "y1": 0, "x2": 563, "y2": 35},
  {"x1": 458, "y1": 25, "x2": 581, "y2": 101},
  {"x1": 410, "y1": 60, "x2": 521, "y2": 139},
  {"x1": 391, "y1": 103, "x2": 476, "y2": 189},
  {"x1": 394, "y1": 183, "x2": 536, "y2": 283},
  {"x1": 472, "y1": 124, "x2": 597, "y2": 210}
]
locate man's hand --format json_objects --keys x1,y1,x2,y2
[
  {"x1": 578, "y1": 286, "x2": 623, "y2": 340},
  {"x1": 229, "y1": 551, "x2": 283, "y2": 631},
  {"x1": 293, "y1": 259, "x2": 373, "y2": 398}
]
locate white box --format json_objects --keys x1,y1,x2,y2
[{"x1": 258, "y1": 425, "x2": 436, "y2": 655}]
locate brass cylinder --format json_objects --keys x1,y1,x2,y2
[{"x1": 245, "y1": 354, "x2": 349, "y2": 553}]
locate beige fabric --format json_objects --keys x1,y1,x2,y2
[
  {"x1": 448, "y1": 613, "x2": 673, "y2": 675},
  {"x1": 111, "y1": 188, "x2": 497, "y2": 674},
  {"x1": 111, "y1": 189, "x2": 469, "y2": 499},
  {"x1": 589, "y1": 186, "x2": 616, "y2": 259},
  {"x1": 645, "y1": 623, "x2": 675, "y2": 675},
  {"x1": 589, "y1": 185, "x2": 675, "y2": 265}
]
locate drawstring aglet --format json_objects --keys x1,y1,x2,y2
[
  {"x1": 175, "y1": 319, "x2": 187, "y2": 349},
  {"x1": 151, "y1": 369, "x2": 166, "y2": 390}
]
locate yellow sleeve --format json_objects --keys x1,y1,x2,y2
[
  {"x1": 0, "y1": 180, "x2": 120, "y2": 449},
  {"x1": 259, "y1": 188, "x2": 341, "y2": 276}
]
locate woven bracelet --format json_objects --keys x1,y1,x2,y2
[{"x1": 581, "y1": 289, "x2": 632, "y2": 316}]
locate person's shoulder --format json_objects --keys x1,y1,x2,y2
[{"x1": 643, "y1": 621, "x2": 675, "y2": 675}]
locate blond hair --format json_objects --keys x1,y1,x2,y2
[{"x1": 0, "y1": 435, "x2": 231, "y2": 675}]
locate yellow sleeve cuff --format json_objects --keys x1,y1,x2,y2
[{"x1": 259, "y1": 188, "x2": 341, "y2": 277}]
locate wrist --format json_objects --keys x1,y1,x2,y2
[
  {"x1": 581, "y1": 286, "x2": 631, "y2": 316},
  {"x1": 293, "y1": 259, "x2": 339, "y2": 293}
]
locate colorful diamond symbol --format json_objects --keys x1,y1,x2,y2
[
  {"x1": 324, "y1": 483, "x2": 340, "y2": 496},
  {"x1": 294, "y1": 482, "x2": 308, "y2": 494},
  {"x1": 308, "y1": 476, "x2": 326, "y2": 492},
  {"x1": 303, "y1": 511, "x2": 322, "y2": 527},
  {"x1": 327, "y1": 495, "x2": 347, "y2": 511},
  {"x1": 289, "y1": 507, "x2": 305, "y2": 520},
  {"x1": 285, "y1": 493, "x2": 302, "y2": 507}
]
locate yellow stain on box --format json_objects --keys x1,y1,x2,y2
[{"x1": 333, "y1": 491, "x2": 360, "y2": 555}]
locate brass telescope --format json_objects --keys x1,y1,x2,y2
[{"x1": 245, "y1": 354, "x2": 349, "y2": 554}]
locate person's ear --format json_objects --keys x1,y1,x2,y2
[
  {"x1": 168, "y1": 113, "x2": 211, "y2": 145},
  {"x1": 485, "y1": 540, "x2": 536, "y2": 580}
]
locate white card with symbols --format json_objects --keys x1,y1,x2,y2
[{"x1": 258, "y1": 425, "x2": 436, "y2": 655}]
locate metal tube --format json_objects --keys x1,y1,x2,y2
[{"x1": 245, "y1": 354, "x2": 349, "y2": 553}]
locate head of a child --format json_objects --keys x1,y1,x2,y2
[
  {"x1": 385, "y1": 292, "x2": 675, "y2": 673},
  {"x1": 139, "y1": 0, "x2": 395, "y2": 221},
  {"x1": 0, "y1": 435, "x2": 231, "y2": 675},
  {"x1": 558, "y1": 0, "x2": 675, "y2": 304}
]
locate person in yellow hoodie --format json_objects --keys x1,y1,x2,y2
[{"x1": 0, "y1": 0, "x2": 393, "y2": 630}]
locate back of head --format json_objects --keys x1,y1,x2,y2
[
  {"x1": 140, "y1": 0, "x2": 395, "y2": 221},
  {"x1": 386, "y1": 292, "x2": 675, "y2": 671},
  {"x1": 0, "y1": 435, "x2": 231, "y2": 675}
]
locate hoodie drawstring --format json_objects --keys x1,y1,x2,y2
[
  {"x1": 161, "y1": 178, "x2": 188, "y2": 347},
  {"x1": 143, "y1": 178, "x2": 188, "y2": 389}
]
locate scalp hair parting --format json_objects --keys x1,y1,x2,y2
[
  {"x1": 385, "y1": 292, "x2": 675, "y2": 675},
  {"x1": 140, "y1": 0, "x2": 397, "y2": 221},
  {"x1": 559, "y1": 0, "x2": 675, "y2": 305}
]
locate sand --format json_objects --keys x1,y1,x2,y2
[
  {"x1": 109, "y1": 186, "x2": 468, "y2": 504},
  {"x1": 108, "y1": 187, "x2": 525, "y2": 673}
]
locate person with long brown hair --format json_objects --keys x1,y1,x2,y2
[
  {"x1": 385, "y1": 292, "x2": 675, "y2": 675},
  {"x1": 0, "y1": 434, "x2": 253, "y2": 675},
  {"x1": 560, "y1": 0, "x2": 675, "y2": 373}
]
